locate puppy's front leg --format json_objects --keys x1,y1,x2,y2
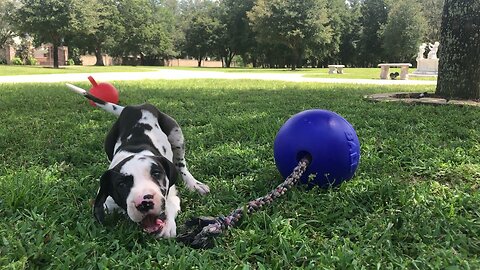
[
  {"x1": 168, "y1": 129, "x2": 210, "y2": 195},
  {"x1": 157, "y1": 186, "x2": 180, "y2": 238}
]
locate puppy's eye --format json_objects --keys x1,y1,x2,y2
[
  {"x1": 117, "y1": 181, "x2": 127, "y2": 188},
  {"x1": 151, "y1": 170, "x2": 163, "y2": 179},
  {"x1": 116, "y1": 176, "x2": 132, "y2": 188}
]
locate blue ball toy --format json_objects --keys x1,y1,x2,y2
[{"x1": 274, "y1": 109, "x2": 360, "y2": 188}]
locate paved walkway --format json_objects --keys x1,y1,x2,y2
[{"x1": 0, "y1": 69, "x2": 437, "y2": 85}]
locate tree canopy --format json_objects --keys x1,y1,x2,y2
[
  {"x1": 382, "y1": 0, "x2": 427, "y2": 62},
  {"x1": 248, "y1": 0, "x2": 331, "y2": 70},
  {"x1": 12, "y1": 0, "x2": 74, "y2": 68},
  {"x1": 4, "y1": 0, "x2": 447, "y2": 68},
  {"x1": 181, "y1": 0, "x2": 222, "y2": 67},
  {"x1": 66, "y1": 0, "x2": 121, "y2": 66},
  {"x1": 111, "y1": 0, "x2": 177, "y2": 65},
  {"x1": 0, "y1": 0, "x2": 16, "y2": 48}
]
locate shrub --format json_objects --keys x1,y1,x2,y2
[
  {"x1": 232, "y1": 55, "x2": 245, "y2": 67},
  {"x1": 66, "y1": 59, "x2": 75, "y2": 66},
  {"x1": 69, "y1": 47, "x2": 83, "y2": 65},
  {"x1": 25, "y1": 57, "x2": 37, "y2": 66},
  {"x1": 12, "y1": 57, "x2": 24, "y2": 65}
]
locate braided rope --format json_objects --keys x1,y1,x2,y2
[{"x1": 177, "y1": 155, "x2": 311, "y2": 248}]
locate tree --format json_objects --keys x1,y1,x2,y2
[
  {"x1": 435, "y1": 0, "x2": 480, "y2": 100},
  {"x1": 420, "y1": 0, "x2": 444, "y2": 43},
  {"x1": 216, "y1": 0, "x2": 256, "y2": 67},
  {"x1": 182, "y1": 1, "x2": 222, "y2": 67},
  {"x1": 338, "y1": 0, "x2": 362, "y2": 66},
  {"x1": 382, "y1": 0, "x2": 427, "y2": 63},
  {"x1": 184, "y1": 16, "x2": 222, "y2": 67},
  {"x1": 247, "y1": 0, "x2": 331, "y2": 70},
  {"x1": 13, "y1": 0, "x2": 73, "y2": 68},
  {"x1": 358, "y1": 0, "x2": 389, "y2": 66},
  {"x1": 111, "y1": 0, "x2": 177, "y2": 65},
  {"x1": 315, "y1": 0, "x2": 350, "y2": 66},
  {"x1": 0, "y1": 0, "x2": 16, "y2": 48},
  {"x1": 67, "y1": 0, "x2": 121, "y2": 66}
]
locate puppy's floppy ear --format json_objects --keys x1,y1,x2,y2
[
  {"x1": 157, "y1": 156, "x2": 178, "y2": 187},
  {"x1": 93, "y1": 170, "x2": 113, "y2": 223},
  {"x1": 104, "y1": 120, "x2": 120, "y2": 161}
]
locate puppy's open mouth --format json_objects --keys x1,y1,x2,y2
[{"x1": 140, "y1": 214, "x2": 165, "y2": 234}]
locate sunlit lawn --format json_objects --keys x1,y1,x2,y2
[
  {"x1": 166, "y1": 66, "x2": 437, "y2": 80},
  {"x1": 0, "y1": 65, "x2": 159, "y2": 76},
  {"x1": 0, "y1": 79, "x2": 477, "y2": 268},
  {"x1": 299, "y1": 67, "x2": 437, "y2": 81},
  {"x1": 0, "y1": 65, "x2": 437, "y2": 81}
]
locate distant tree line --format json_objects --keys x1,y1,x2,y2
[{"x1": 2, "y1": 0, "x2": 444, "y2": 69}]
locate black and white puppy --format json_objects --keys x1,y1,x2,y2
[{"x1": 66, "y1": 83, "x2": 209, "y2": 238}]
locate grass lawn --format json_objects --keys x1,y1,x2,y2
[
  {"x1": 0, "y1": 65, "x2": 437, "y2": 81},
  {"x1": 0, "y1": 79, "x2": 478, "y2": 269},
  {"x1": 0, "y1": 65, "x2": 159, "y2": 76},
  {"x1": 168, "y1": 66, "x2": 437, "y2": 81},
  {"x1": 300, "y1": 68, "x2": 437, "y2": 81}
]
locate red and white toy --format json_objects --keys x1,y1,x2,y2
[{"x1": 87, "y1": 76, "x2": 119, "y2": 107}]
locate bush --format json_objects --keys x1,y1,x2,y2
[
  {"x1": 12, "y1": 57, "x2": 24, "y2": 65},
  {"x1": 232, "y1": 55, "x2": 245, "y2": 67},
  {"x1": 25, "y1": 57, "x2": 37, "y2": 66},
  {"x1": 66, "y1": 59, "x2": 75, "y2": 66},
  {"x1": 68, "y1": 48, "x2": 83, "y2": 65}
]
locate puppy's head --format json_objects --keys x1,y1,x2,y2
[{"x1": 93, "y1": 154, "x2": 177, "y2": 233}]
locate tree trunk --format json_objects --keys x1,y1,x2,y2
[
  {"x1": 94, "y1": 47, "x2": 105, "y2": 66},
  {"x1": 197, "y1": 57, "x2": 202, "y2": 67},
  {"x1": 53, "y1": 43, "x2": 59, "y2": 68},
  {"x1": 435, "y1": 0, "x2": 480, "y2": 100},
  {"x1": 291, "y1": 49, "x2": 298, "y2": 71},
  {"x1": 224, "y1": 50, "x2": 235, "y2": 68},
  {"x1": 224, "y1": 57, "x2": 230, "y2": 68}
]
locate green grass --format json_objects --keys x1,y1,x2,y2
[
  {"x1": 0, "y1": 79, "x2": 478, "y2": 269},
  {"x1": 0, "y1": 65, "x2": 159, "y2": 76},
  {"x1": 169, "y1": 67, "x2": 437, "y2": 81},
  {"x1": 0, "y1": 65, "x2": 437, "y2": 81},
  {"x1": 300, "y1": 68, "x2": 437, "y2": 81}
]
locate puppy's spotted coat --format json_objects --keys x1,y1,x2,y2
[{"x1": 67, "y1": 84, "x2": 209, "y2": 237}]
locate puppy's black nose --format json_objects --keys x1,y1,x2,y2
[{"x1": 136, "y1": 200, "x2": 154, "y2": 213}]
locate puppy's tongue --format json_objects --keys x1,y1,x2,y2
[{"x1": 141, "y1": 215, "x2": 165, "y2": 234}]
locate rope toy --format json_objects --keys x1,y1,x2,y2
[
  {"x1": 177, "y1": 109, "x2": 360, "y2": 249},
  {"x1": 177, "y1": 155, "x2": 311, "y2": 249}
]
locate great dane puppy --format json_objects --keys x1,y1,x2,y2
[{"x1": 66, "y1": 84, "x2": 209, "y2": 238}]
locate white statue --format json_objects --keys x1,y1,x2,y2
[
  {"x1": 417, "y1": 43, "x2": 427, "y2": 60},
  {"x1": 427, "y1": 42, "x2": 439, "y2": 59},
  {"x1": 414, "y1": 41, "x2": 440, "y2": 76}
]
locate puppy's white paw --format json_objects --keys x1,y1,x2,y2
[
  {"x1": 187, "y1": 180, "x2": 210, "y2": 195},
  {"x1": 181, "y1": 172, "x2": 210, "y2": 195}
]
